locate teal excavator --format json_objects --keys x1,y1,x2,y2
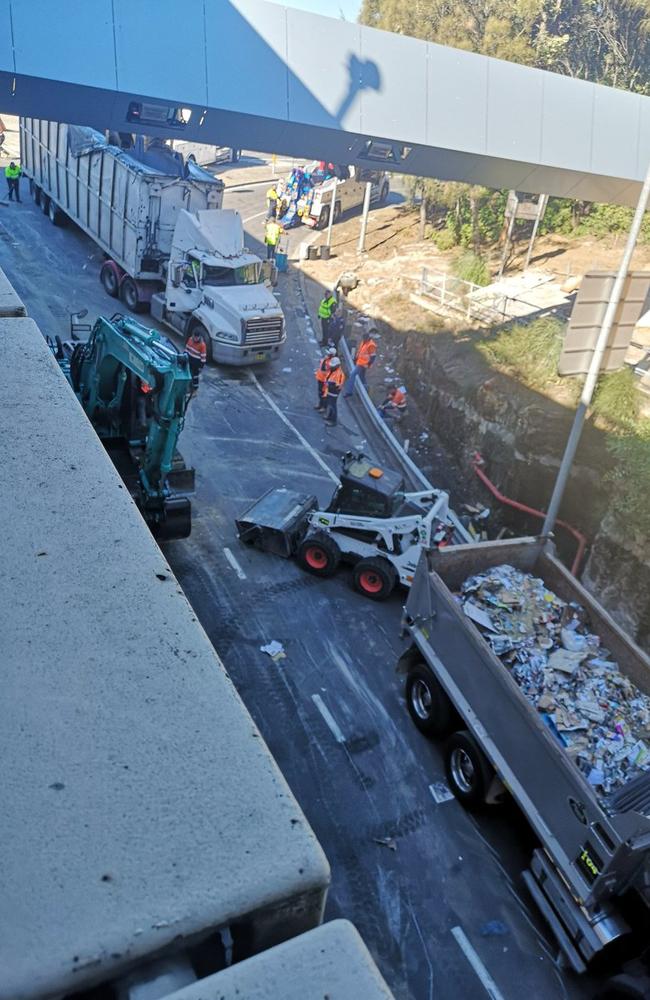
[{"x1": 53, "y1": 313, "x2": 194, "y2": 540}]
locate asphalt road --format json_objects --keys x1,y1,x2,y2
[{"x1": 0, "y1": 162, "x2": 595, "y2": 1000}]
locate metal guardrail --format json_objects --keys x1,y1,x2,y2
[{"x1": 339, "y1": 330, "x2": 473, "y2": 543}]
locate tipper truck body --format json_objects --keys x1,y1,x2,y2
[
  {"x1": 19, "y1": 117, "x2": 285, "y2": 365},
  {"x1": 400, "y1": 537, "x2": 650, "y2": 980}
]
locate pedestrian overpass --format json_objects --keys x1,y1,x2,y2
[{"x1": 1, "y1": 0, "x2": 649, "y2": 205}]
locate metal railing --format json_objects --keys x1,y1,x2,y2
[{"x1": 417, "y1": 268, "x2": 565, "y2": 326}]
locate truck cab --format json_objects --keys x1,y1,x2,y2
[{"x1": 152, "y1": 209, "x2": 286, "y2": 365}]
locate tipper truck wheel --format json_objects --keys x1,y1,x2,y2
[
  {"x1": 120, "y1": 276, "x2": 146, "y2": 313},
  {"x1": 352, "y1": 557, "x2": 396, "y2": 601},
  {"x1": 406, "y1": 665, "x2": 456, "y2": 738},
  {"x1": 444, "y1": 730, "x2": 495, "y2": 810},
  {"x1": 297, "y1": 533, "x2": 340, "y2": 578}
]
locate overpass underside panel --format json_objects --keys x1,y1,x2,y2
[{"x1": 1, "y1": 0, "x2": 649, "y2": 205}]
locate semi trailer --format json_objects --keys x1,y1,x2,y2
[
  {"x1": 400, "y1": 537, "x2": 650, "y2": 988},
  {"x1": 19, "y1": 118, "x2": 285, "y2": 365}
]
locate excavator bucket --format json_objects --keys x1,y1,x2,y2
[{"x1": 151, "y1": 497, "x2": 192, "y2": 542}]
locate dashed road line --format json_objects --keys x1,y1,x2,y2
[
  {"x1": 311, "y1": 694, "x2": 346, "y2": 744},
  {"x1": 248, "y1": 372, "x2": 339, "y2": 485},
  {"x1": 223, "y1": 546, "x2": 247, "y2": 580},
  {"x1": 451, "y1": 926, "x2": 506, "y2": 1000}
]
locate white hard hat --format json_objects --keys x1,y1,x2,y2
[
  {"x1": 399, "y1": 385, "x2": 407, "y2": 393},
  {"x1": 327, "y1": 346, "x2": 337, "y2": 356},
  {"x1": 329, "y1": 357, "x2": 341, "y2": 368}
]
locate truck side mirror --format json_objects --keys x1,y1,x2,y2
[{"x1": 170, "y1": 264, "x2": 184, "y2": 287}]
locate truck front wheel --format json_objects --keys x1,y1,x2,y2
[
  {"x1": 406, "y1": 665, "x2": 456, "y2": 738},
  {"x1": 445, "y1": 730, "x2": 495, "y2": 811},
  {"x1": 297, "y1": 533, "x2": 340, "y2": 578}
]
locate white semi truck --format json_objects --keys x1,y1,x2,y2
[{"x1": 19, "y1": 118, "x2": 285, "y2": 365}]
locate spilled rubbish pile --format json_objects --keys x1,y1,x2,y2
[{"x1": 460, "y1": 564, "x2": 650, "y2": 800}]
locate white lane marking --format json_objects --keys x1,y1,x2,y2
[
  {"x1": 223, "y1": 546, "x2": 247, "y2": 580},
  {"x1": 429, "y1": 780, "x2": 454, "y2": 805},
  {"x1": 249, "y1": 372, "x2": 339, "y2": 485},
  {"x1": 451, "y1": 927, "x2": 506, "y2": 1000},
  {"x1": 242, "y1": 209, "x2": 267, "y2": 223},
  {"x1": 311, "y1": 694, "x2": 346, "y2": 744}
]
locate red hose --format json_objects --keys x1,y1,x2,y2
[{"x1": 471, "y1": 453, "x2": 587, "y2": 577}]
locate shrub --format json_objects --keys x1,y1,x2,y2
[
  {"x1": 591, "y1": 368, "x2": 639, "y2": 429},
  {"x1": 431, "y1": 228, "x2": 457, "y2": 252},
  {"x1": 478, "y1": 317, "x2": 565, "y2": 387},
  {"x1": 605, "y1": 422, "x2": 650, "y2": 535},
  {"x1": 454, "y1": 251, "x2": 490, "y2": 287}
]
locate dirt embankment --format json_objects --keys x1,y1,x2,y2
[{"x1": 300, "y1": 204, "x2": 650, "y2": 651}]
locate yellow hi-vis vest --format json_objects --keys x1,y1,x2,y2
[{"x1": 318, "y1": 295, "x2": 336, "y2": 320}]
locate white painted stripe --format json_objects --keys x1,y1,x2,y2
[
  {"x1": 311, "y1": 694, "x2": 346, "y2": 744},
  {"x1": 451, "y1": 927, "x2": 506, "y2": 1000},
  {"x1": 242, "y1": 209, "x2": 267, "y2": 223},
  {"x1": 249, "y1": 373, "x2": 339, "y2": 485},
  {"x1": 223, "y1": 546, "x2": 247, "y2": 580}
]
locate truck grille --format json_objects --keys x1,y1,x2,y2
[{"x1": 244, "y1": 315, "x2": 284, "y2": 346}]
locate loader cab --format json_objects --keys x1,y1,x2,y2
[{"x1": 327, "y1": 453, "x2": 405, "y2": 518}]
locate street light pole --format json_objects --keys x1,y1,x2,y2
[
  {"x1": 542, "y1": 160, "x2": 650, "y2": 538},
  {"x1": 325, "y1": 177, "x2": 338, "y2": 250},
  {"x1": 357, "y1": 181, "x2": 372, "y2": 254}
]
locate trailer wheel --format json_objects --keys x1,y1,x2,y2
[
  {"x1": 316, "y1": 206, "x2": 330, "y2": 230},
  {"x1": 379, "y1": 182, "x2": 389, "y2": 204},
  {"x1": 406, "y1": 664, "x2": 456, "y2": 738},
  {"x1": 445, "y1": 730, "x2": 495, "y2": 810},
  {"x1": 100, "y1": 262, "x2": 120, "y2": 298},
  {"x1": 30, "y1": 181, "x2": 41, "y2": 205},
  {"x1": 40, "y1": 192, "x2": 50, "y2": 215},
  {"x1": 333, "y1": 201, "x2": 342, "y2": 222},
  {"x1": 297, "y1": 533, "x2": 340, "y2": 578},
  {"x1": 352, "y1": 557, "x2": 396, "y2": 601},
  {"x1": 120, "y1": 276, "x2": 145, "y2": 313},
  {"x1": 48, "y1": 199, "x2": 66, "y2": 227}
]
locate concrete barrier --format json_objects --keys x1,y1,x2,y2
[
  {"x1": 0, "y1": 315, "x2": 329, "y2": 999},
  {"x1": 162, "y1": 921, "x2": 394, "y2": 1000},
  {"x1": 0, "y1": 263, "x2": 26, "y2": 316}
]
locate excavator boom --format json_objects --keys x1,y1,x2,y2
[{"x1": 60, "y1": 313, "x2": 194, "y2": 540}]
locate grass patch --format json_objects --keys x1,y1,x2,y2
[
  {"x1": 453, "y1": 251, "x2": 490, "y2": 287},
  {"x1": 605, "y1": 420, "x2": 650, "y2": 536},
  {"x1": 591, "y1": 368, "x2": 639, "y2": 430},
  {"x1": 478, "y1": 317, "x2": 565, "y2": 388}
]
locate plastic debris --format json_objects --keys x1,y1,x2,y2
[
  {"x1": 260, "y1": 640, "x2": 286, "y2": 661},
  {"x1": 459, "y1": 564, "x2": 650, "y2": 801},
  {"x1": 480, "y1": 921, "x2": 509, "y2": 937},
  {"x1": 373, "y1": 837, "x2": 397, "y2": 851}
]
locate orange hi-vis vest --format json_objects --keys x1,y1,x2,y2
[
  {"x1": 186, "y1": 337, "x2": 207, "y2": 362},
  {"x1": 355, "y1": 338, "x2": 376, "y2": 367},
  {"x1": 391, "y1": 387, "x2": 406, "y2": 407},
  {"x1": 323, "y1": 367, "x2": 345, "y2": 396},
  {"x1": 315, "y1": 356, "x2": 332, "y2": 383}
]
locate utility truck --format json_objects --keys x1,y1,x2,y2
[
  {"x1": 20, "y1": 118, "x2": 285, "y2": 365},
  {"x1": 400, "y1": 537, "x2": 650, "y2": 991},
  {"x1": 279, "y1": 163, "x2": 389, "y2": 229}
]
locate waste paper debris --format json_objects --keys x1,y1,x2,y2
[
  {"x1": 459, "y1": 564, "x2": 650, "y2": 800},
  {"x1": 260, "y1": 640, "x2": 286, "y2": 661}
]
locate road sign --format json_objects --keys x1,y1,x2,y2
[{"x1": 558, "y1": 271, "x2": 650, "y2": 375}]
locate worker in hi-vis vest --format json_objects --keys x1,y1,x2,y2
[
  {"x1": 264, "y1": 219, "x2": 282, "y2": 260},
  {"x1": 317, "y1": 290, "x2": 337, "y2": 346}
]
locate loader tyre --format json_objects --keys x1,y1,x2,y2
[
  {"x1": 352, "y1": 557, "x2": 396, "y2": 601},
  {"x1": 444, "y1": 730, "x2": 495, "y2": 810},
  {"x1": 297, "y1": 533, "x2": 340, "y2": 578},
  {"x1": 406, "y1": 664, "x2": 456, "y2": 738}
]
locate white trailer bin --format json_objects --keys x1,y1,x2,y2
[
  {"x1": 0, "y1": 314, "x2": 329, "y2": 1000},
  {"x1": 20, "y1": 117, "x2": 223, "y2": 312},
  {"x1": 155, "y1": 921, "x2": 394, "y2": 1000}
]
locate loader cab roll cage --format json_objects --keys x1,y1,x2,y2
[{"x1": 327, "y1": 452, "x2": 406, "y2": 519}]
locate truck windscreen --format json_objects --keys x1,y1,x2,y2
[{"x1": 203, "y1": 263, "x2": 261, "y2": 286}]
